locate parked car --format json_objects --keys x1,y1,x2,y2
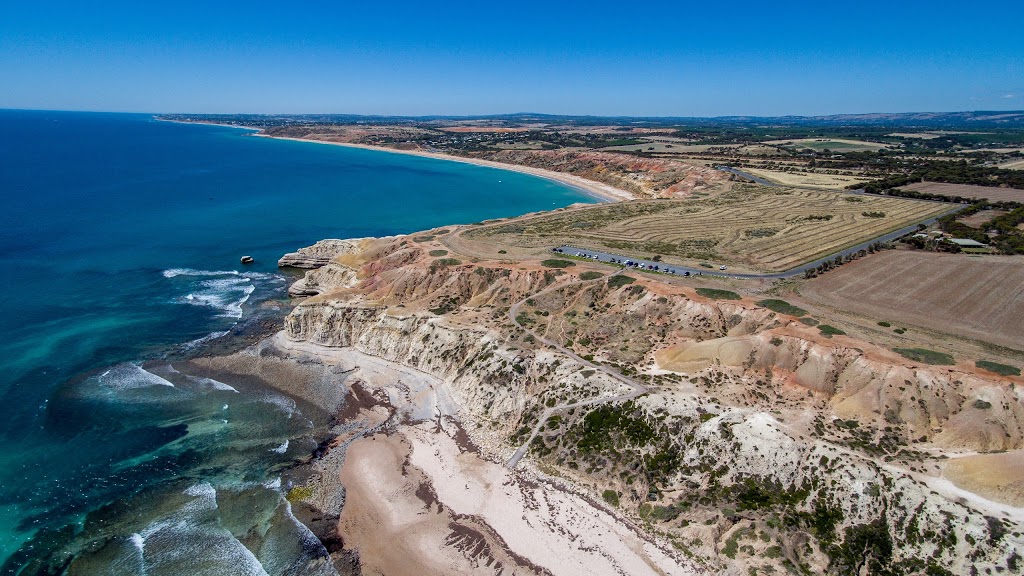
[{"x1": 719, "y1": 265, "x2": 728, "y2": 270}]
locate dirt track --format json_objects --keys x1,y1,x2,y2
[{"x1": 800, "y1": 251, "x2": 1024, "y2": 350}]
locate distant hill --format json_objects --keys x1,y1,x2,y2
[{"x1": 160, "y1": 110, "x2": 1024, "y2": 129}]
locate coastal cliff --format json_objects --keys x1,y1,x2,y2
[{"x1": 275, "y1": 231, "x2": 1024, "y2": 576}]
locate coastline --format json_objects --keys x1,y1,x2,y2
[
  {"x1": 157, "y1": 118, "x2": 634, "y2": 203},
  {"x1": 154, "y1": 117, "x2": 261, "y2": 132},
  {"x1": 257, "y1": 134, "x2": 634, "y2": 203}
]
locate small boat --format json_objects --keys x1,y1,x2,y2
[{"x1": 240, "y1": 256, "x2": 254, "y2": 264}]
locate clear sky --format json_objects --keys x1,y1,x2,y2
[{"x1": 1, "y1": 0, "x2": 1020, "y2": 116}]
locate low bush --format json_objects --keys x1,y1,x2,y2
[
  {"x1": 818, "y1": 325, "x2": 846, "y2": 337},
  {"x1": 893, "y1": 348, "x2": 955, "y2": 365},
  {"x1": 541, "y1": 259, "x2": 576, "y2": 268},
  {"x1": 432, "y1": 258, "x2": 461, "y2": 268},
  {"x1": 976, "y1": 360, "x2": 1021, "y2": 376},
  {"x1": 602, "y1": 490, "x2": 620, "y2": 507},
  {"x1": 607, "y1": 275, "x2": 636, "y2": 289},
  {"x1": 756, "y1": 299, "x2": 808, "y2": 316},
  {"x1": 579, "y1": 271, "x2": 604, "y2": 280},
  {"x1": 428, "y1": 249, "x2": 449, "y2": 257},
  {"x1": 696, "y1": 288, "x2": 741, "y2": 300}
]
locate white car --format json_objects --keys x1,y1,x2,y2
[{"x1": 719, "y1": 265, "x2": 727, "y2": 270}]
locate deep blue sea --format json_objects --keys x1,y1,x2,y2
[{"x1": 0, "y1": 110, "x2": 592, "y2": 573}]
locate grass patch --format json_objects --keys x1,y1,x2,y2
[
  {"x1": 976, "y1": 360, "x2": 1021, "y2": 376},
  {"x1": 877, "y1": 321, "x2": 891, "y2": 327},
  {"x1": 541, "y1": 259, "x2": 576, "y2": 268},
  {"x1": 818, "y1": 325, "x2": 846, "y2": 337},
  {"x1": 607, "y1": 275, "x2": 636, "y2": 289},
  {"x1": 412, "y1": 235, "x2": 435, "y2": 242},
  {"x1": 579, "y1": 271, "x2": 604, "y2": 280},
  {"x1": 696, "y1": 288, "x2": 741, "y2": 301},
  {"x1": 893, "y1": 348, "x2": 955, "y2": 365},
  {"x1": 799, "y1": 317, "x2": 820, "y2": 326},
  {"x1": 428, "y1": 249, "x2": 449, "y2": 257},
  {"x1": 756, "y1": 299, "x2": 807, "y2": 316}
]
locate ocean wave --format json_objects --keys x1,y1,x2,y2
[
  {"x1": 185, "y1": 374, "x2": 240, "y2": 393},
  {"x1": 162, "y1": 268, "x2": 240, "y2": 278},
  {"x1": 180, "y1": 277, "x2": 255, "y2": 318},
  {"x1": 99, "y1": 363, "x2": 176, "y2": 390},
  {"x1": 180, "y1": 329, "x2": 230, "y2": 350},
  {"x1": 126, "y1": 483, "x2": 271, "y2": 576},
  {"x1": 260, "y1": 394, "x2": 297, "y2": 418},
  {"x1": 164, "y1": 268, "x2": 283, "y2": 319},
  {"x1": 270, "y1": 439, "x2": 289, "y2": 454}
]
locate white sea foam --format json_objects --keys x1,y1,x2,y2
[
  {"x1": 181, "y1": 330, "x2": 230, "y2": 350},
  {"x1": 163, "y1": 268, "x2": 281, "y2": 319},
  {"x1": 162, "y1": 268, "x2": 240, "y2": 278},
  {"x1": 185, "y1": 374, "x2": 239, "y2": 393},
  {"x1": 260, "y1": 394, "x2": 296, "y2": 418},
  {"x1": 132, "y1": 483, "x2": 271, "y2": 576},
  {"x1": 98, "y1": 363, "x2": 176, "y2": 390},
  {"x1": 271, "y1": 439, "x2": 289, "y2": 454},
  {"x1": 181, "y1": 277, "x2": 255, "y2": 318}
]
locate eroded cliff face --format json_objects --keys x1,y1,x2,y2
[{"x1": 280, "y1": 233, "x2": 1024, "y2": 576}]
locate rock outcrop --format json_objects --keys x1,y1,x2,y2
[{"x1": 278, "y1": 238, "x2": 367, "y2": 269}]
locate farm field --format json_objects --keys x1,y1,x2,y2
[
  {"x1": 958, "y1": 209, "x2": 1008, "y2": 227},
  {"x1": 464, "y1": 184, "x2": 949, "y2": 272},
  {"x1": 1001, "y1": 158, "x2": 1024, "y2": 170},
  {"x1": 601, "y1": 141, "x2": 741, "y2": 153},
  {"x1": 900, "y1": 181, "x2": 1024, "y2": 202},
  {"x1": 764, "y1": 138, "x2": 889, "y2": 152},
  {"x1": 800, "y1": 251, "x2": 1024, "y2": 350},
  {"x1": 741, "y1": 167, "x2": 869, "y2": 189}
]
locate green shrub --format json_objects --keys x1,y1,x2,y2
[
  {"x1": 976, "y1": 360, "x2": 1021, "y2": 376},
  {"x1": 893, "y1": 348, "x2": 955, "y2": 365},
  {"x1": 877, "y1": 321, "x2": 891, "y2": 327},
  {"x1": 541, "y1": 259, "x2": 576, "y2": 268},
  {"x1": 818, "y1": 325, "x2": 846, "y2": 337},
  {"x1": 602, "y1": 489, "x2": 620, "y2": 507},
  {"x1": 432, "y1": 257, "x2": 461, "y2": 267},
  {"x1": 696, "y1": 288, "x2": 741, "y2": 300},
  {"x1": 428, "y1": 249, "x2": 449, "y2": 257},
  {"x1": 579, "y1": 271, "x2": 604, "y2": 280},
  {"x1": 799, "y1": 317, "x2": 819, "y2": 326},
  {"x1": 973, "y1": 399, "x2": 992, "y2": 410},
  {"x1": 607, "y1": 275, "x2": 636, "y2": 289},
  {"x1": 497, "y1": 249, "x2": 507, "y2": 254},
  {"x1": 756, "y1": 299, "x2": 808, "y2": 316}
]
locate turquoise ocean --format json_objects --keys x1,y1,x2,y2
[{"x1": 0, "y1": 110, "x2": 593, "y2": 573}]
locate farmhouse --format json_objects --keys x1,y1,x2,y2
[{"x1": 948, "y1": 238, "x2": 989, "y2": 248}]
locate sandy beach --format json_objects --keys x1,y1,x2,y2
[
  {"x1": 253, "y1": 134, "x2": 636, "y2": 203},
  {"x1": 256, "y1": 335, "x2": 698, "y2": 576}
]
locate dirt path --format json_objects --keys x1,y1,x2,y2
[{"x1": 505, "y1": 270, "x2": 648, "y2": 468}]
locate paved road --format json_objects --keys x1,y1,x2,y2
[
  {"x1": 715, "y1": 165, "x2": 777, "y2": 186},
  {"x1": 505, "y1": 270, "x2": 648, "y2": 468}
]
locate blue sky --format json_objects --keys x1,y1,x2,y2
[{"x1": 1, "y1": 0, "x2": 1020, "y2": 116}]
